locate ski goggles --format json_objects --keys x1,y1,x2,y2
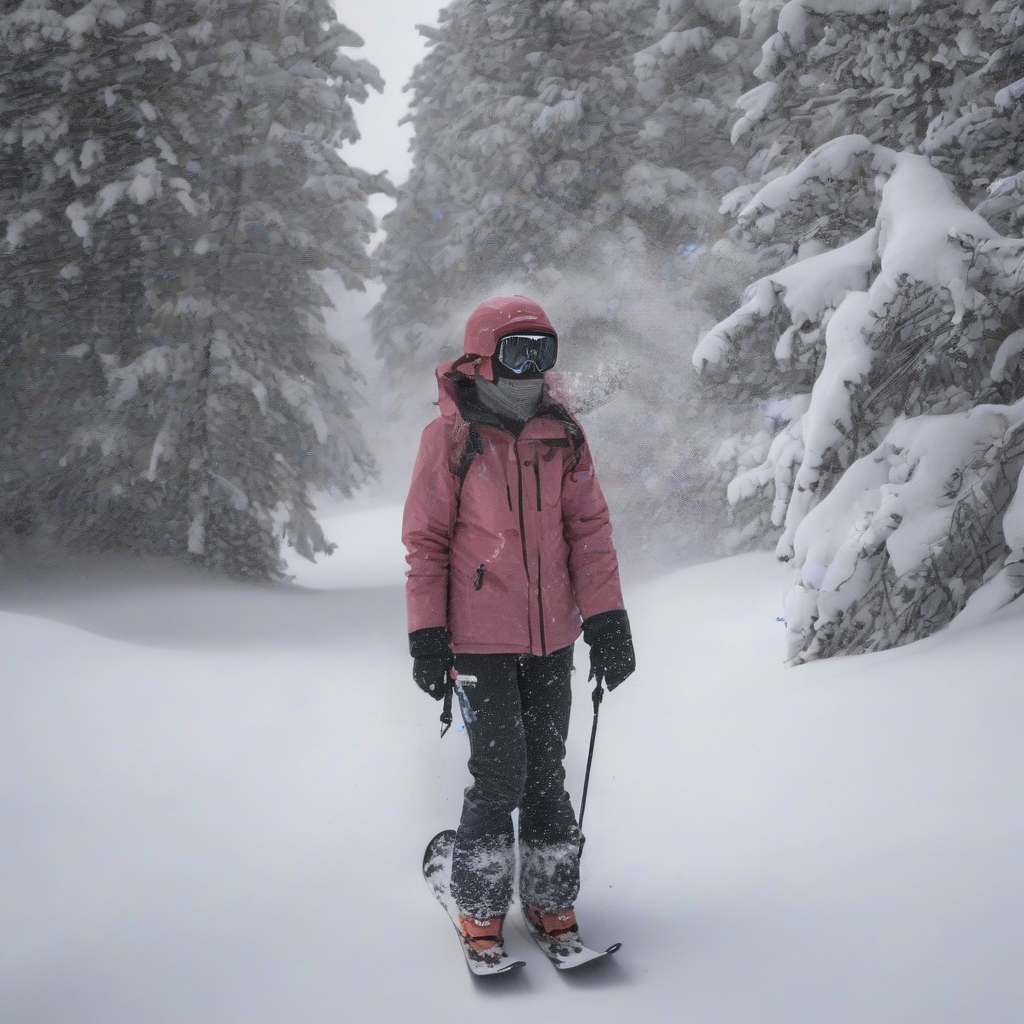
[{"x1": 495, "y1": 332, "x2": 557, "y2": 375}]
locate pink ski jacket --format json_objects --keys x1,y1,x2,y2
[{"x1": 402, "y1": 364, "x2": 625, "y2": 656}]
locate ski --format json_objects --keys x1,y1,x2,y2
[
  {"x1": 522, "y1": 911, "x2": 621, "y2": 971},
  {"x1": 422, "y1": 830, "x2": 526, "y2": 977}
]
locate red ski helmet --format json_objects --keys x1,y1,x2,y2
[{"x1": 459, "y1": 295, "x2": 558, "y2": 380}]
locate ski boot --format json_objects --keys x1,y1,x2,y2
[
  {"x1": 524, "y1": 905, "x2": 579, "y2": 939},
  {"x1": 457, "y1": 913, "x2": 507, "y2": 958},
  {"x1": 523, "y1": 904, "x2": 620, "y2": 969}
]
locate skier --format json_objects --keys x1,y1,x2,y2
[{"x1": 403, "y1": 295, "x2": 635, "y2": 961}]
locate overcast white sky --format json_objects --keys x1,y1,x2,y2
[{"x1": 336, "y1": 1, "x2": 448, "y2": 191}]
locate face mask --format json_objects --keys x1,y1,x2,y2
[{"x1": 475, "y1": 375, "x2": 544, "y2": 424}]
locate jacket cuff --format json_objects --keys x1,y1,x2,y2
[
  {"x1": 582, "y1": 609, "x2": 631, "y2": 646},
  {"x1": 409, "y1": 626, "x2": 451, "y2": 659}
]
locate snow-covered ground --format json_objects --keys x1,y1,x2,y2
[{"x1": 1, "y1": 507, "x2": 1021, "y2": 1023}]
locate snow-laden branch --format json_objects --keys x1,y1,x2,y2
[
  {"x1": 785, "y1": 401, "x2": 1024, "y2": 663},
  {"x1": 756, "y1": 0, "x2": 895, "y2": 79},
  {"x1": 696, "y1": 136, "x2": 995, "y2": 377},
  {"x1": 692, "y1": 227, "x2": 876, "y2": 370}
]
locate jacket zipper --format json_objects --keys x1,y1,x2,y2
[
  {"x1": 474, "y1": 564, "x2": 486, "y2": 591},
  {"x1": 531, "y1": 447, "x2": 547, "y2": 652},
  {"x1": 536, "y1": 545, "x2": 547, "y2": 655},
  {"x1": 506, "y1": 484, "x2": 513, "y2": 511},
  {"x1": 514, "y1": 441, "x2": 534, "y2": 652}
]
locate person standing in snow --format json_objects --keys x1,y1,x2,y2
[{"x1": 403, "y1": 295, "x2": 635, "y2": 954}]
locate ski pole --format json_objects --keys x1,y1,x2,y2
[{"x1": 577, "y1": 678, "x2": 605, "y2": 857}]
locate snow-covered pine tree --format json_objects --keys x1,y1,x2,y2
[
  {"x1": 633, "y1": 0, "x2": 756, "y2": 232},
  {"x1": 924, "y1": 0, "x2": 1024, "y2": 235},
  {"x1": 617, "y1": 0, "x2": 782, "y2": 560},
  {"x1": 733, "y1": 0, "x2": 987, "y2": 186},
  {"x1": 696, "y1": 0, "x2": 1024, "y2": 660},
  {"x1": 0, "y1": 1, "x2": 388, "y2": 577},
  {"x1": 0, "y1": 0, "x2": 150, "y2": 547},
  {"x1": 375, "y1": 0, "x2": 767, "y2": 377},
  {"x1": 727, "y1": 0, "x2": 1024, "y2": 249}
]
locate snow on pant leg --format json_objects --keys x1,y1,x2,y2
[
  {"x1": 450, "y1": 653, "x2": 527, "y2": 918},
  {"x1": 516, "y1": 645, "x2": 580, "y2": 912}
]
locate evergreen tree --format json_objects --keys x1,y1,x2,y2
[
  {"x1": 698, "y1": 0, "x2": 1024, "y2": 659},
  {"x1": 0, "y1": 0, "x2": 388, "y2": 577},
  {"x1": 734, "y1": 0, "x2": 985, "y2": 182},
  {"x1": 634, "y1": 0, "x2": 755, "y2": 228},
  {"x1": 727, "y1": 0, "x2": 1024, "y2": 245},
  {"x1": 924, "y1": 0, "x2": 1024, "y2": 234}
]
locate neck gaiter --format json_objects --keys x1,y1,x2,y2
[{"x1": 474, "y1": 375, "x2": 545, "y2": 425}]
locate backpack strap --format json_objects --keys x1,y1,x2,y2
[
  {"x1": 455, "y1": 423, "x2": 485, "y2": 494},
  {"x1": 447, "y1": 422, "x2": 485, "y2": 519}
]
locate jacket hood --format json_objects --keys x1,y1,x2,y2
[{"x1": 435, "y1": 359, "x2": 463, "y2": 418}]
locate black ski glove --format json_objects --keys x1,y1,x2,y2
[
  {"x1": 582, "y1": 610, "x2": 636, "y2": 691},
  {"x1": 409, "y1": 627, "x2": 454, "y2": 701}
]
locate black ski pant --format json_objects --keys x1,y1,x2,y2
[{"x1": 450, "y1": 645, "x2": 580, "y2": 919}]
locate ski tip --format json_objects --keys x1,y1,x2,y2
[
  {"x1": 471, "y1": 959, "x2": 526, "y2": 977},
  {"x1": 422, "y1": 829, "x2": 457, "y2": 871},
  {"x1": 549, "y1": 941, "x2": 622, "y2": 970}
]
